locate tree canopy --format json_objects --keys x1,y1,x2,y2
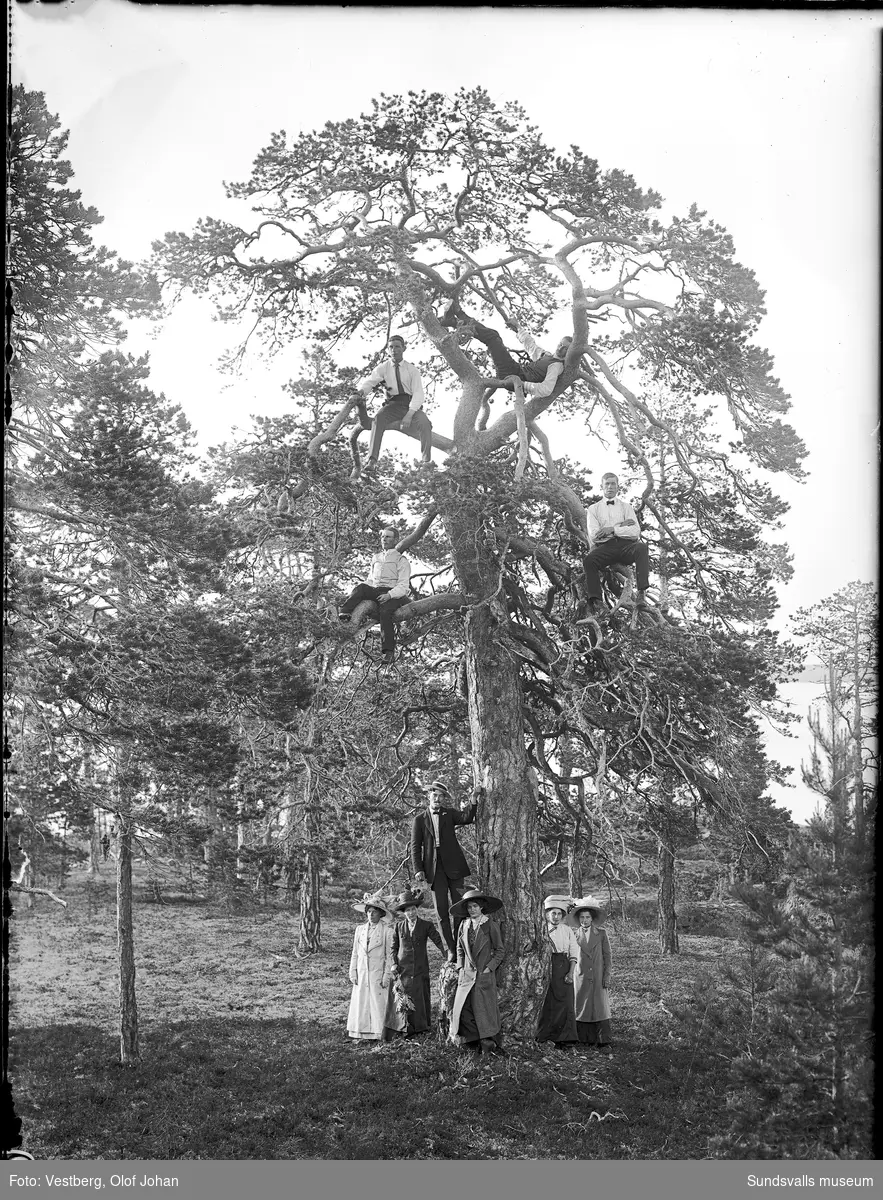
[{"x1": 148, "y1": 87, "x2": 809, "y2": 1021}]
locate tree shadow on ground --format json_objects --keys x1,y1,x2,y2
[{"x1": 10, "y1": 1016, "x2": 725, "y2": 1160}]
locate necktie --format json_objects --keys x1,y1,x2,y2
[{"x1": 394, "y1": 362, "x2": 405, "y2": 397}]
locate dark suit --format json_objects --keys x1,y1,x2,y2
[{"x1": 411, "y1": 804, "x2": 477, "y2": 953}]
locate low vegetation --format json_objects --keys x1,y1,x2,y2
[{"x1": 10, "y1": 871, "x2": 735, "y2": 1160}]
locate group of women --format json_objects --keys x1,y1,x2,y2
[{"x1": 345, "y1": 885, "x2": 612, "y2": 1055}]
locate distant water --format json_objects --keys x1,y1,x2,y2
[{"x1": 763, "y1": 679, "x2": 836, "y2": 825}]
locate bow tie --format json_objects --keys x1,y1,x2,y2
[{"x1": 606, "y1": 500, "x2": 616, "y2": 505}]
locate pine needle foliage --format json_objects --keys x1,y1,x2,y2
[{"x1": 678, "y1": 815, "x2": 874, "y2": 1159}]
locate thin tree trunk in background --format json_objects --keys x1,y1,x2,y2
[
  {"x1": 560, "y1": 735, "x2": 586, "y2": 899},
  {"x1": 59, "y1": 818, "x2": 68, "y2": 889},
  {"x1": 22, "y1": 846, "x2": 34, "y2": 909},
  {"x1": 116, "y1": 807, "x2": 140, "y2": 1065},
  {"x1": 88, "y1": 806, "x2": 102, "y2": 876},
  {"x1": 297, "y1": 658, "x2": 329, "y2": 956},
  {"x1": 567, "y1": 820, "x2": 583, "y2": 901},
  {"x1": 171, "y1": 795, "x2": 184, "y2": 862},
  {"x1": 657, "y1": 831, "x2": 679, "y2": 955},
  {"x1": 827, "y1": 663, "x2": 849, "y2": 857},
  {"x1": 236, "y1": 793, "x2": 246, "y2": 882},
  {"x1": 203, "y1": 792, "x2": 217, "y2": 895},
  {"x1": 298, "y1": 801, "x2": 322, "y2": 955}
]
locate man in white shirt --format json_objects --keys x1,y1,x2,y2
[
  {"x1": 338, "y1": 527, "x2": 411, "y2": 659},
  {"x1": 581, "y1": 473, "x2": 650, "y2": 612},
  {"x1": 442, "y1": 304, "x2": 573, "y2": 401},
  {"x1": 354, "y1": 335, "x2": 432, "y2": 474}
]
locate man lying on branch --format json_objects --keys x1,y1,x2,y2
[{"x1": 441, "y1": 303, "x2": 573, "y2": 402}]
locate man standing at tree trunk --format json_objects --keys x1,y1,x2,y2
[
  {"x1": 411, "y1": 782, "x2": 479, "y2": 956},
  {"x1": 581, "y1": 472, "x2": 650, "y2": 614},
  {"x1": 353, "y1": 334, "x2": 432, "y2": 474}
]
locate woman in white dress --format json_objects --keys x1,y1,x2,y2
[{"x1": 346, "y1": 891, "x2": 396, "y2": 1044}]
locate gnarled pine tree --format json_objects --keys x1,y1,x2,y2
[{"x1": 152, "y1": 88, "x2": 806, "y2": 1029}]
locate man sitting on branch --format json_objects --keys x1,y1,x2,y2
[
  {"x1": 338, "y1": 526, "x2": 411, "y2": 661},
  {"x1": 352, "y1": 334, "x2": 433, "y2": 477},
  {"x1": 581, "y1": 472, "x2": 651, "y2": 616}
]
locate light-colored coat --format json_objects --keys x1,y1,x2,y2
[
  {"x1": 449, "y1": 917, "x2": 505, "y2": 1042},
  {"x1": 346, "y1": 920, "x2": 395, "y2": 1039},
  {"x1": 572, "y1": 924, "x2": 612, "y2": 1022}
]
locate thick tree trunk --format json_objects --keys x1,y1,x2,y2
[
  {"x1": 116, "y1": 812, "x2": 140, "y2": 1065},
  {"x1": 450, "y1": 513, "x2": 548, "y2": 1036},
  {"x1": 656, "y1": 833, "x2": 679, "y2": 955}
]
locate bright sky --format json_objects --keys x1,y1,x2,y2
[{"x1": 12, "y1": 3, "x2": 880, "y2": 822}]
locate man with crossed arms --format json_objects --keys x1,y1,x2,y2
[{"x1": 581, "y1": 472, "x2": 651, "y2": 614}]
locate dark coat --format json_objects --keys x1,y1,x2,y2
[
  {"x1": 387, "y1": 915, "x2": 445, "y2": 1034},
  {"x1": 410, "y1": 804, "x2": 477, "y2": 885},
  {"x1": 450, "y1": 917, "x2": 505, "y2": 1042}
]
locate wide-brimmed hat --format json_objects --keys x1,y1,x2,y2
[
  {"x1": 544, "y1": 894, "x2": 572, "y2": 914},
  {"x1": 449, "y1": 888, "x2": 503, "y2": 918},
  {"x1": 392, "y1": 889, "x2": 425, "y2": 912},
  {"x1": 353, "y1": 890, "x2": 394, "y2": 917},
  {"x1": 568, "y1": 895, "x2": 605, "y2": 920}
]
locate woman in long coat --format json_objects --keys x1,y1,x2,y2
[
  {"x1": 448, "y1": 888, "x2": 506, "y2": 1055},
  {"x1": 346, "y1": 891, "x2": 396, "y2": 1043},
  {"x1": 386, "y1": 889, "x2": 448, "y2": 1037},
  {"x1": 536, "y1": 895, "x2": 579, "y2": 1048},
  {"x1": 568, "y1": 896, "x2": 612, "y2": 1049}
]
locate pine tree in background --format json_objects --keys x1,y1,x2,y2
[
  {"x1": 793, "y1": 583, "x2": 877, "y2": 848},
  {"x1": 675, "y1": 591, "x2": 876, "y2": 1157},
  {"x1": 706, "y1": 815, "x2": 874, "y2": 1159}
]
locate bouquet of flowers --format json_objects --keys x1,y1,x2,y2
[{"x1": 390, "y1": 972, "x2": 415, "y2": 1017}]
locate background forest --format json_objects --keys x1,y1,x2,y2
[{"x1": 5, "y1": 73, "x2": 876, "y2": 1163}]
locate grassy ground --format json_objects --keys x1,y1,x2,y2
[{"x1": 8, "y1": 869, "x2": 733, "y2": 1160}]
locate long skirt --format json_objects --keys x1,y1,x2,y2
[
  {"x1": 386, "y1": 972, "x2": 432, "y2": 1035},
  {"x1": 347, "y1": 962, "x2": 388, "y2": 1040},
  {"x1": 536, "y1": 951, "x2": 578, "y2": 1044},
  {"x1": 577, "y1": 1018, "x2": 612, "y2": 1046},
  {"x1": 402, "y1": 972, "x2": 432, "y2": 1034},
  {"x1": 457, "y1": 990, "x2": 503, "y2": 1048}
]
